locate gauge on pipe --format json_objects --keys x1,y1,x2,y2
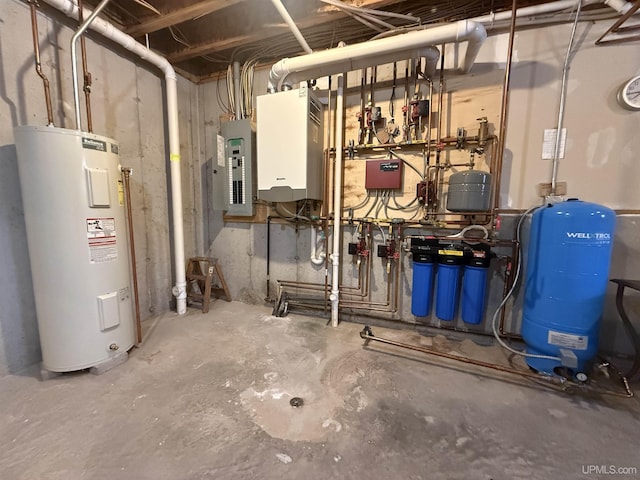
[{"x1": 617, "y1": 75, "x2": 640, "y2": 111}]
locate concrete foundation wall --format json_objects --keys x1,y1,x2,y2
[{"x1": 0, "y1": 1, "x2": 200, "y2": 376}]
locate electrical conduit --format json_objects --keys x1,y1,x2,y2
[
  {"x1": 44, "y1": 0, "x2": 188, "y2": 314},
  {"x1": 270, "y1": 0, "x2": 313, "y2": 54},
  {"x1": 70, "y1": 0, "x2": 110, "y2": 131}
]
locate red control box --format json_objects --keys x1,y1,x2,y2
[{"x1": 365, "y1": 159, "x2": 403, "y2": 189}]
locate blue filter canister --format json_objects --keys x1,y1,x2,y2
[
  {"x1": 410, "y1": 238, "x2": 439, "y2": 317},
  {"x1": 435, "y1": 247, "x2": 464, "y2": 321},
  {"x1": 461, "y1": 246, "x2": 492, "y2": 325},
  {"x1": 411, "y1": 255, "x2": 435, "y2": 316}
]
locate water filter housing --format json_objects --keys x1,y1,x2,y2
[
  {"x1": 435, "y1": 247, "x2": 464, "y2": 321},
  {"x1": 461, "y1": 246, "x2": 491, "y2": 325},
  {"x1": 14, "y1": 126, "x2": 135, "y2": 372},
  {"x1": 410, "y1": 238, "x2": 439, "y2": 317},
  {"x1": 522, "y1": 199, "x2": 615, "y2": 374}
]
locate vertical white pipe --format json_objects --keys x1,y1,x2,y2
[
  {"x1": 270, "y1": 0, "x2": 313, "y2": 54},
  {"x1": 310, "y1": 225, "x2": 326, "y2": 265},
  {"x1": 166, "y1": 76, "x2": 187, "y2": 314},
  {"x1": 43, "y1": 0, "x2": 187, "y2": 314},
  {"x1": 330, "y1": 74, "x2": 344, "y2": 327}
]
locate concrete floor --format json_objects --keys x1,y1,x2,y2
[{"x1": 1, "y1": 301, "x2": 639, "y2": 480}]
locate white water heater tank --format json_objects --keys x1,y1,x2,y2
[{"x1": 14, "y1": 126, "x2": 135, "y2": 372}]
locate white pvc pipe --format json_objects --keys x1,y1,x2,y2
[
  {"x1": 43, "y1": 0, "x2": 188, "y2": 315},
  {"x1": 270, "y1": 0, "x2": 313, "y2": 54},
  {"x1": 330, "y1": 74, "x2": 345, "y2": 327},
  {"x1": 310, "y1": 225, "x2": 326, "y2": 266},
  {"x1": 471, "y1": 0, "x2": 631, "y2": 25},
  {"x1": 288, "y1": 46, "x2": 440, "y2": 88},
  {"x1": 268, "y1": 20, "x2": 486, "y2": 91}
]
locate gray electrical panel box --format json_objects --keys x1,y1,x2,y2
[
  {"x1": 217, "y1": 119, "x2": 256, "y2": 216},
  {"x1": 257, "y1": 85, "x2": 324, "y2": 202}
]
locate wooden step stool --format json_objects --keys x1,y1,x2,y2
[{"x1": 186, "y1": 257, "x2": 231, "y2": 313}]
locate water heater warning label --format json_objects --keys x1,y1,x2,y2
[
  {"x1": 87, "y1": 218, "x2": 117, "y2": 264},
  {"x1": 548, "y1": 330, "x2": 588, "y2": 351}
]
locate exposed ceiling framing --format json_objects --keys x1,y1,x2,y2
[{"x1": 68, "y1": 0, "x2": 606, "y2": 82}]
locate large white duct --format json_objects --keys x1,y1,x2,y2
[
  {"x1": 42, "y1": 0, "x2": 188, "y2": 314},
  {"x1": 267, "y1": 20, "x2": 487, "y2": 92}
]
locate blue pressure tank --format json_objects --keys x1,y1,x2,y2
[
  {"x1": 522, "y1": 199, "x2": 615, "y2": 375},
  {"x1": 436, "y1": 248, "x2": 464, "y2": 321},
  {"x1": 461, "y1": 246, "x2": 492, "y2": 325},
  {"x1": 410, "y1": 238, "x2": 439, "y2": 317}
]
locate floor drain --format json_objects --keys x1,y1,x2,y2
[{"x1": 290, "y1": 397, "x2": 304, "y2": 408}]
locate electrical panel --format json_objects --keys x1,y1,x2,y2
[
  {"x1": 257, "y1": 85, "x2": 324, "y2": 202},
  {"x1": 219, "y1": 119, "x2": 256, "y2": 216},
  {"x1": 365, "y1": 159, "x2": 403, "y2": 189}
]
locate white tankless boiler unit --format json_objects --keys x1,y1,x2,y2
[{"x1": 14, "y1": 125, "x2": 135, "y2": 373}]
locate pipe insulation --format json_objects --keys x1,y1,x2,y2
[
  {"x1": 268, "y1": 20, "x2": 486, "y2": 91},
  {"x1": 43, "y1": 0, "x2": 188, "y2": 314}
]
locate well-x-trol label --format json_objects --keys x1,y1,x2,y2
[{"x1": 547, "y1": 330, "x2": 588, "y2": 351}]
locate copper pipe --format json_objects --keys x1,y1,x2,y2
[
  {"x1": 361, "y1": 327, "x2": 634, "y2": 398},
  {"x1": 361, "y1": 326, "x2": 553, "y2": 382},
  {"x1": 494, "y1": 0, "x2": 518, "y2": 213},
  {"x1": 341, "y1": 268, "x2": 392, "y2": 308},
  {"x1": 341, "y1": 236, "x2": 401, "y2": 313},
  {"x1": 122, "y1": 168, "x2": 142, "y2": 344},
  {"x1": 278, "y1": 281, "x2": 326, "y2": 290},
  {"x1": 488, "y1": 135, "x2": 499, "y2": 226},
  {"x1": 342, "y1": 255, "x2": 400, "y2": 312},
  {"x1": 29, "y1": 1, "x2": 54, "y2": 126},
  {"x1": 77, "y1": 0, "x2": 93, "y2": 132},
  {"x1": 500, "y1": 241, "x2": 520, "y2": 336},
  {"x1": 436, "y1": 45, "x2": 445, "y2": 152},
  {"x1": 595, "y1": 0, "x2": 640, "y2": 45},
  {"x1": 322, "y1": 149, "x2": 330, "y2": 218}
]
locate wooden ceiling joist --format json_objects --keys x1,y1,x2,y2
[
  {"x1": 167, "y1": 0, "x2": 409, "y2": 64},
  {"x1": 124, "y1": 0, "x2": 246, "y2": 37}
]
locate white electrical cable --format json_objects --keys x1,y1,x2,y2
[
  {"x1": 342, "y1": 9, "x2": 386, "y2": 33},
  {"x1": 275, "y1": 202, "x2": 311, "y2": 222},
  {"x1": 448, "y1": 225, "x2": 489, "y2": 240},
  {"x1": 491, "y1": 206, "x2": 562, "y2": 362},
  {"x1": 226, "y1": 64, "x2": 235, "y2": 117},
  {"x1": 130, "y1": 0, "x2": 160, "y2": 15},
  {"x1": 375, "y1": 222, "x2": 387, "y2": 244}
]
